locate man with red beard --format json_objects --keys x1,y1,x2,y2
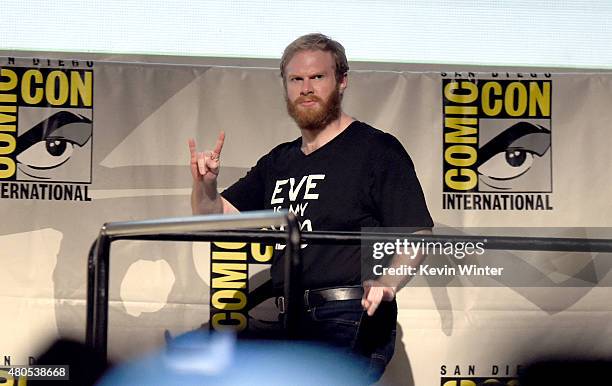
[{"x1": 189, "y1": 33, "x2": 432, "y2": 382}]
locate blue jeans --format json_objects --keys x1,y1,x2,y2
[{"x1": 296, "y1": 297, "x2": 398, "y2": 383}]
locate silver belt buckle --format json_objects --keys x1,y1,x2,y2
[
  {"x1": 277, "y1": 296, "x2": 286, "y2": 314},
  {"x1": 303, "y1": 289, "x2": 311, "y2": 312}
]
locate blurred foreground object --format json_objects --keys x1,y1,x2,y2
[
  {"x1": 98, "y1": 330, "x2": 366, "y2": 385},
  {"x1": 29, "y1": 339, "x2": 111, "y2": 386}
]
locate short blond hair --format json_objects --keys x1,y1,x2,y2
[{"x1": 280, "y1": 33, "x2": 349, "y2": 83}]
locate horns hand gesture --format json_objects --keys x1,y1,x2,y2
[{"x1": 189, "y1": 132, "x2": 225, "y2": 185}]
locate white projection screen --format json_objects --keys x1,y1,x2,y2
[{"x1": 2, "y1": 0, "x2": 611, "y2": 69}]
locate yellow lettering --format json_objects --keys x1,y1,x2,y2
[
  {"x1": 441, "y1": 381, "x2": 477, "y2": 386},
  {"x1": 443, "y1": 80, "x2": 480, "y2": 192},
  {"x1": 0, "y1": 369, "x2": 14, "y2": 385},
  {"x1": 0, "y1": 157, "x2": 15, "y2": 178},
  {"x1": 212, "y1": 290, "x2": 247, "y2": 311},
  {"x1": 445, "y1": 169, "x2": 477, "y2": 191},
  {"x1": 530, "y1": 81, "x2": 550, "y2": 117},
  {"x1": 444, "y1": 145, "x2": 477, "y2": 167},
  {"x1": 21, "y1": 69, "x2": 44, "y2": 104},
  {"x1": 18, "y1": 374, "x2": 27, "y2": 386},
  {"x1": 213, "y1": 242, "x2": 246, "y2": 250},
  {"x1": 251, "y1": 243, "x2": 273, "y2": 262},
  {"x1": 71, "y1": 71, "x2": 92, "y2": 106},
  {"x1": 0, "y1": 133, "x2": 16, "y2": 155},
  {"x1": 505, "y1": 82, "x2": 527, "y2": 116},
  {"x1": 0, "y1": 105, "x2": 17, "y2": 114},
  {"x1": 46, "y1": 71, "x2": 69, "y2": 105},
  {"x1": 211, "y1": 250, "x2": 247, "y2": 261},
  {"x1": 481, "y1": 81, "x2": 503, "y2": 116},
  {"x1": 0, "y1": 69, "x2": 18, "y2": 91},
  {"x1": 444, "y1": 106, "x2": 477, "y2": 115},
  {"x1": 0, "y1": 94, "x2": 16, "y2": 103},
  {"x1": 212, "y1": 263, "x2": 247, "y2": 289},
  {"x1": 444, "y1": 81, "x2": 478, "y2": 104},
  {"x1": 211, "y1": 312, "x2": 247, "y2": 332},
  {"x1": 444, "y1": 118, "x2": 477, "y2": 144},
  {"x1": 0, "y1": 107, "x2": 17, "y2": 127}
]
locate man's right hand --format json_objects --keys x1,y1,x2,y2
[
  {"x1": 189, "y1": 132, "x2": 228, "y2": 215},
  {"x1": 189, "y1": 131, "x2": 225, "y2": 185}
]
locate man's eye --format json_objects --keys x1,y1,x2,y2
[
  {"x1": 477, "y1": 148, "x2": 535, "y2": 180},
  {"x1": 16, "y1": 138, "x2": 75, "y2": 169}
]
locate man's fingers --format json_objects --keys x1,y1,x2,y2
[
  {"x1": 213, "y1": 131, "x2": 225, "y2": 156},
  {"x1": 361, "y1": 296, "x2": 369, "y2": 309},
  {"x1": 188, "y1": 138, "x2": 197, "y2": 158},
  {"x1": 361, "y1": 280, "x2": 373, "y2": 310},
  {"x1": 361, "y1": 283, "x2": 383, "y2": 316},
  {"x1": 367, "y1": 302, "x2": 379, "y2": 316},
  {"x1": 362, "y1": 299, "x2": 378, "y2": 316},
  {"x1": 203, "y1": 150, "x2": 219, "y2": 171},
  {"x1": 188, "y1": 138, "x2": 198, "y2": 162},
  {"x1": 367, "y1": 287, "x2": 382, "y2": 316},
  {"x1": 197, "y1": 152, "x2": 207, "y2": 175},
  {"x1": 190, "y1": 132, "x2": 224, "y2": 166}
]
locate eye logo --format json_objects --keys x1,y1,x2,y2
[
  {"x1": 477, "y1": 121, "x2": 551, "y2": 192},
  {"x1": 16, "y1": 110, "x2": 93, "y2": 182},
  {"x1": 442, "y1": 77, "x2": 553, "y2": 210}
]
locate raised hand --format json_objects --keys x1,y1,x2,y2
[
  {"x1": 188, "y1": 132, "x2": 229, "y2": 215},
  {"x1": 189, "y1": 131, "x2": 225, "y2": 186}
]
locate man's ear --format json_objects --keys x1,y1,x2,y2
[{"x1": 339, "y1": 73, "x2": 348, "y2": 93}]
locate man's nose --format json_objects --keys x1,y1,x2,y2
[{"x1": 300, "y1": 79, "x2": 313, "y2": 95}]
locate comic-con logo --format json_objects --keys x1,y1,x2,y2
[
  {"x1": 209, "y1": 242, "x2": 273, "y2": 333},
  {"x1": 442, "y1": 75, "x2": 552, "y2": 210},
  {"x1": 0, "y1": 64, "x2": 93, "y2": 201}
]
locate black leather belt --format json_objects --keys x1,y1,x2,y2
[{"x1": 277, "y1": 286, "x2": 363, "y2": 314}]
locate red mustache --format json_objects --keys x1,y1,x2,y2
[{"x1": 295, "y1": 95, "x2": 323, "y2": 104}]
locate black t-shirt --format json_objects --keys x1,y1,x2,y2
[{"x1": 222, "y1": 121, "x2": 433, "y2": 291}]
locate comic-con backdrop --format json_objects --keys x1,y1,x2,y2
[{"x1": 1, "y1": 56, "x2": 612, "y2": 385}]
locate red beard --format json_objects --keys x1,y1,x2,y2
[{"x1": 286, "y1": 86, "x2": 342, "y2": 131}]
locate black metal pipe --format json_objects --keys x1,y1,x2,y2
[
  {"x1": 102, "y1": 210, "x2": 287, "y2": 237},
  {"x1": 283, "y1": 213, "x2": 302, "y2": 338},
  {"x1": 107, "y1": 230, "x2": 612, "y2": 253},
  {"x1": 85, "y1": 240, "x2": 97, "y2": 347},
  {"x1": 90, "y1": 231, "x2": 111, "y2": 359}
]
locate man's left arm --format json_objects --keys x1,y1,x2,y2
[
  {"x1": 360, "y1": 133, "x2": 433, "y2": 316},
  {"x1": 361, "y1": 229, "x2": 431, "y2": 316}
]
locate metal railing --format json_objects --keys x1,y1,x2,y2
[
  {"x1": 86, "y1": 210, "x2": 301, "y2": 358},
  {"x1": 86, "y1": 213, "x2": 612, "y2": 359}
]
